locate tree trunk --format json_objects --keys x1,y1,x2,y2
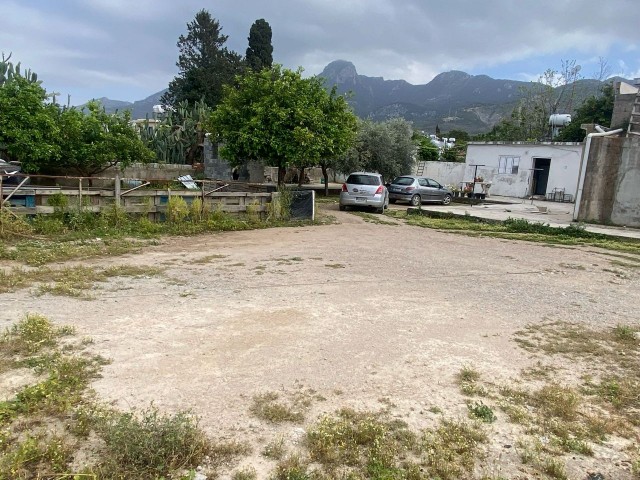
[
  {"x1": 298, "y1": 167, "x2": 305, "y2": 187},
  {"x1": 321, "y1": 164, "x2": 329, "y2": 197},
  {"x1": 277, "y1": 166, "x2": 286, "y2": 187}
]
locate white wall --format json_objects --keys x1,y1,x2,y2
[
  {"x1": 417, "y1": 161, "x2": 466, "y2": 187},
  {"x1": 465, "y1": 142, "x2": 583, "y2": 198}
]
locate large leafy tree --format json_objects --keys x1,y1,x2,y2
[
  {"x1": 210, "y1": 65, "x2": 357, "y2": 186},
  {"x1": 0, "y1": 75, "x2": 60, "y2": 168},
  {"x1": 342, "y1": 118, "x2": 416, "y2": 181},
  {"x1": 54, "y1": 102, "x2": 154, "y2": 178},
  {"x1": 162, "y1": 9, "x2": 243, "y2": 108},
  {"x1": 246, "y1": 19, "x2": 273, "y2": 72},
  {"x1": 555, "y1": 83, "x2": 614, "y2": 142}
]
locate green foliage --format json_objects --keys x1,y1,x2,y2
[
  {"x1": 342, "y1": 118, "x2": 416, "y2": 180},
  {"x1": 306, "y1": 409, "x2": 418, "y2": 474},
  {"x1": 52, "y1": 101, "x2": 154, "y2": 177},
  {"x1": 211, "y1": 65, "x2": 357, "y2": 184},
  {"x1": 250, "y1": 392, "x2": 305, "y2": 424},
  {"x1": 421, "y1": 419, "x2": 488, "y2": 480},
  {"x1": 556, "y1": 82, "x2": 615, "y2": 141},
  {"x1": 246, "y1": 19, "x2": 273, "y2": 71},
  {"x1": 0, "y1": 52, "x2": 40, "y2": 86},
  {"x1": 467, "y1": 401, "x2": 496, "y2": 423},
  {"x1": 94, "y1": 407, "x2": 211, "y2": 478},
  {"x1": 162, "y1": 9, "x2": 244, "y2": 108},
  {"x1": 166, "y1": 196, "x2": 190, "y2": 223},
  {"x1": 0, "y1": 75, "x2": 60, "y2": 166},
  {"x1": 416, "y1": 135, "x2": 439, "y2": 162},
  {"x1": 0, "y1": 434, "x2": 72, "y2": 478},
  {"x1": 138, "y1": 99, "x2": 212, "y2": 164}
]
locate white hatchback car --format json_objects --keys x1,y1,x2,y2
[{"x1": 339, "y1": 172, "x2": 389, "y2": 214}]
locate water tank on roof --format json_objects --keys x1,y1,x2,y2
[{"x1": 549, "y1": 114, "x2": 571, "y2": 127}]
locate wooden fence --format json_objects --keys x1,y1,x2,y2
[{"x1": 0, "y1": 174, "x2": 274, "y2": 219}]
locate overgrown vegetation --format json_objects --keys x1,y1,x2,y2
[
  {"x1": 0, "y1": 314, "x2": 246, "y2": 479},
  {"x1": 0, "y1": 195, "x2": 320, "y2": 266}
]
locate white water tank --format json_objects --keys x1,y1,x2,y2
[{"x1": 549, "y1": 114, "x2": 571, "y2": 127}]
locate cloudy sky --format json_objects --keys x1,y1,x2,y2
[{"x1": 2, "y1": 0, "x2": 638, "y2": 105}]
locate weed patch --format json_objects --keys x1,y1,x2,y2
[
  {"x1": 0, "y1": 314, "x2": 243, "y2": 479},
  {"x1": 250, "y1": 392, "x2": 306, "y2": 424}
]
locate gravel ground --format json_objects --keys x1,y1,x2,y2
[{"x1": 1, "y1": 204, "x2": 638, "y2": 478}]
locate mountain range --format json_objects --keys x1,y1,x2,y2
[{"x1": 88, "y1": 60, "x2": 609, "y2": 134}]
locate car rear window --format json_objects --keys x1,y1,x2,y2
[
  {"x1": 392, "y1": 177, "x2": 414, "y2": 186},
  {"x1": 346, "y1": 174, "x2": 381, "y2": 185}
]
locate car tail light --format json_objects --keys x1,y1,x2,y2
[
  {"x1": 341, "y1": 183, "x2": 347, "y2": 192},
  {"x1": 405, "y1": 186, "x2": 415, "y2": 192},
  {"x1": 374, "y1": 185, "x2": 384, "y2": 194}
]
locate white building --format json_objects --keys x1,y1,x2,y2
[{"x1": 464, "y1": 142, "x2": 584, "y2": 199}]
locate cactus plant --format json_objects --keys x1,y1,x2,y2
[
  {"x1": 0, "y1": 52, "x2": 41, "y2": 86},
  {"x1": 137, "y1": 99, "x2": 211, "y2": 165}
]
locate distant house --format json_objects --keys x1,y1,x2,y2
[{"x1": 463, "y1": 142, "x2": 584, "y2": 199}]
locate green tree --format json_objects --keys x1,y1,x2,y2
[
  {"x1": 54, "y1": 102, "x2": 154, "y2": 178},
  {"x1": 210, "y1": 65, "x2": 357, "y2": 186},
  {"x1": 343, "y1": 118, "x2": 416, "y2": 181},
  {"x1": 246, "y1": 19, "x2": 273, "y2": 72},
  {"x1": 442, "y1": 129, "x2": 470, "y2": 142},
  {"x1": 416, "y1": 135, "x2": 439, "y2": 162},
  {"x1": 162, "y1": 10, "x2": 243, "y2": 108},
  {"x1": 0, "y1": 75, "x2": 60, "y2": 168},
  {"x1": 555, "y1": 83, "x2": 615, "y2": 142}
]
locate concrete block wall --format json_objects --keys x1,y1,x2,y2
[{"x1": 578, "y1": 136, "x2": 640, "y2": 227}]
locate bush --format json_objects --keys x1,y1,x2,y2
[
  {"x1": 166, "y1": 196, "x2": 189, "y2": 223},
  {"x1": 94, "y1": 407, "x2": 211, "y2": 478}
]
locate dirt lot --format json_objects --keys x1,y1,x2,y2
[{"x1": 1, "y1": 205, "x2": 639, "y2": 478}]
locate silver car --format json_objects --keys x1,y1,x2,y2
[
  {"x1": 388, "y1": 175, "x2": 453, "y2": 206},
  {"x1": 339, "y1": 172, "x2": 389, "y2": 213}
]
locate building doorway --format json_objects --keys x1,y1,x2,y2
[{"x1": 532, "y1": 158, "x2": 551, "y2": 196}]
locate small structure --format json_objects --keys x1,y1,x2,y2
[{"x1": 464, "y1": 142, "x2": 583, "y2": 199}]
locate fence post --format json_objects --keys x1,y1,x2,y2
[
  {"x1": 0, "y1": 176, "x2": 3, "y2": 215},
  {"x1": 78, "y1": 178, "x2": 83, "y2": 208},
  {"x1": 114, "y1": 172, "x2": 121, "y2": 208}
]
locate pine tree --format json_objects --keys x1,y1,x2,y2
[
  {"x1": 162, "y1": 10, "x2": 243, "y2": 108},
  {"x1": 246, "y1": 19, "x2": 273, "y2": 71}
]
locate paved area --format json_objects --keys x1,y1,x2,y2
[{"x1": 408, "y1": 195, "x2": 640, "y2": 240}]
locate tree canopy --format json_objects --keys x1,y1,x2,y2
[
  {"x1": 54, "y1": 102, "x2": 154, "y2": 177},
  {"x1": 0, "y1": 75, "x2": 60, "y2": 167},
  {"x1": 210, "y1": 65, "x2": 357, "y2": 185},
  {"x1": 555, "y1": 83, "x2": 615, "y2": 142},
  {"x1": 246, "y1": 19, "x2": 273, "y2": 72},
  {"x1": 162, "y1": 9, "x2": 243, "y2": 108},
  {"x1": 416, "y1": 135, "x2": 439, "y2": 162},
  {"x1": 0, "y1": 54, "x2": 153, "y2": 177},
  {"x1": 341, "y1": 118, "x2": 416, "y2": 181}
]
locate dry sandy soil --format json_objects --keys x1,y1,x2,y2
[{"x1": 1, "y1": 205, "x2": 639, "y2": 478}]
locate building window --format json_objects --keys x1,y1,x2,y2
[{"x1": 498, "y1": 156, "x2": 520, "y2": 174}]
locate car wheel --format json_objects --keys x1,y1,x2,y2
[
  {"x1": 389, "y1": 198, "x2": 397, "y2": 204},
  {"x1": 410, "y1": 194, "x2": 421, "y2": 206},
  {"x1": 375, "y1": 206, "x2": 384, "y2": 214},
  {"x1": 339, "y1": 204, "x2": 346, "y2": 211},
  {"x1": 442, "y1": 194, "x2": 452, "y2": 205}
]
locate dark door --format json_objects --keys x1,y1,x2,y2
[{"x1": 532, "y1": 158, "x2": 551, "y2": 196}]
